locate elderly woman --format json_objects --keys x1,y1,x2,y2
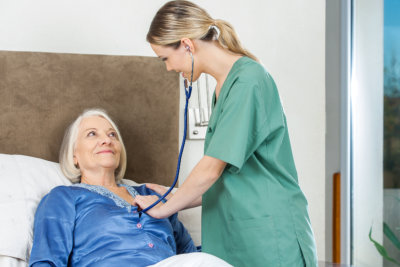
[{"x1": 28, "y1": 109, "x2": 198, "y2": 266}]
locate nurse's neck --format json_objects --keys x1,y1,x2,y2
[{"x1": 195, "y1": 40, "x2": 242, "y2": 100}]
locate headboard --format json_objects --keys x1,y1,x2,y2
[{"x1": 0, "y1": 50, "x2": 179, "y2": 185}]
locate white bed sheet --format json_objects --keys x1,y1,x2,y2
[{"x1": 149, "y1": 252, "x2": 233, "y2": 267}]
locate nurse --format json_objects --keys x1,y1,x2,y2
[{"x1": 135, "y1": 1, "x2": 318, "y2": 266}]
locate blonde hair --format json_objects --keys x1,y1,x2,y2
[
  {"x1": 59, "y1": 108, "x2": 127, "y2": 183},
  {"x1": 147, "y1": 0, "x2": 257, "y2": 61}
]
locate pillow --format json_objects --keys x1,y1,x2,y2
[
  {"x1": 0, "y1": 154, "x2": 71, "y2": 261},
  {"x1": 0, "y1": 255, "x2": 27, "y2": 267},
  {"x1": 0, "y1": 154, "x2": 202, "y2": 262}
]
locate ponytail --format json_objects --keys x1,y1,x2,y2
[{"x1": 214, "y1": 19, "x2": 258, "y2": 61}]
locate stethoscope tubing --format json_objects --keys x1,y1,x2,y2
[{"x1": 140, "y1": 52, "x2": 194, "y2": 214}]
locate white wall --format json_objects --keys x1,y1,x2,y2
[
  {"x1": 0, "y1": 0, "x2": 161, "y2": 56},
  {"x1": 0, "y1": 0, "x2": 326, "y2": 261}
]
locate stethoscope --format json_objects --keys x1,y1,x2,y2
[{"x1": 141, "y1": 47, "x2": 194, "y2": 214}]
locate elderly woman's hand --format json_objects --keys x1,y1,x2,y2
[{"x1": 134, "y1": 195, "x2": 165, "y2": 219}]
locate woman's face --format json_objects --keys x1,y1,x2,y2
[
  {"x1": 73, "y1": 116, "x2": 121, "y2": 175},
  {"x1": 151, "y1": 43, "x2": 201, "y2": 82}
]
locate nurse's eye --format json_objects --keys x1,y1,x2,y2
[{"x1": 161, "y1": 57, "x2": 168, "y2": 62}]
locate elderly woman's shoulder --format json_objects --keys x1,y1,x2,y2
[
  {"x1": 35, "y1": 185, "x2": 80, "y2": 209},
  {"x1": 45, "y1": 185, "x2": 84, "y2": 199}
]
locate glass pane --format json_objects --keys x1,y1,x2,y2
[{"x1": 383, "y1": 0, "x2": 400, "y2": 266}]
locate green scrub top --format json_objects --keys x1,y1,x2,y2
[{"x1": 202, "y1": 57, "x2": 318, "y2": 267}]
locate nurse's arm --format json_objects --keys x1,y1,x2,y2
[
  {"x1": 145, "y1": 183, "x2": 201, "y2": 209},
  {"x1": 136, "y1": 155, "x2": 226, "y2": 218},
  {"x1": 185, "y1": 196, "x2": 202, "y2": 209}
]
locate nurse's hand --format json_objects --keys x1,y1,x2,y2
[
  {"x1": 145, "y1": 183, "x2": 174, "y2": 200},
  {"x1": 134, "y1": 195, "x2": 165, "y2": 219}
]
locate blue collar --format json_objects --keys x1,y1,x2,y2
[{"x1": 72, "y1": 183, "x2": 139, "y2": 208}]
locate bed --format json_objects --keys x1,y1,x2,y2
[{"x1": 0, "y1": 51, "x2": 206, "y2": 266}]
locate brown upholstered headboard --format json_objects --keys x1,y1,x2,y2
[{"x1": 0, "y1": 50, "x2": 179, "y2": 185}]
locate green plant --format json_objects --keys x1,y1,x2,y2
[
  {"x1": 369, "y1": 222, "x2": 400, "y2": 266},
  {"x1": 369, "y1": 196, "x2": 400, "y2": 266}
]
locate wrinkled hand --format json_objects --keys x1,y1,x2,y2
[
  {"x1": 145, "y1": 183, "x2": 174, "y2": 200},
  {"x1": 134, "y1": 194, "x2": 165, "y2": 219}
]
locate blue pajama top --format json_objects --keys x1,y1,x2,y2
[{"x1": 29, "y1": 184, "x2": 196, "y2": 267}]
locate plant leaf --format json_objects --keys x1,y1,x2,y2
[
  {"x1": 384, "y1": 222, "x2": 400, "y2": 251},
  {"x1": 369, "y1": 227, "x2": 400, "y2": 266}
]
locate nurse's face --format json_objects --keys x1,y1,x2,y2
[
  {"x1": 73, "y1": 116, "x2": 122, "y2": 175},
  {"x1": 151, "y1": 43, "x2": 200, "y2": 82}
]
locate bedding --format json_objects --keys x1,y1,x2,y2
[
  {"x1": 149, "y1": 252, "x2": 233, "y2": 267},
  {"x1": 0, "y1": 256, "x2": 27, "y2": 267}
]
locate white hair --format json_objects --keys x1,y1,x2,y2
[{"x1": 59, "y1": 108, "x2": 127, "y2": 183}]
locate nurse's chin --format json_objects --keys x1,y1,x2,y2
[{"x1": 181, "y1": 72, "x2": 201, "y2": 82}]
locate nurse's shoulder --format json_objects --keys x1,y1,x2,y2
[
  {"x1": 233, "y1": 57, "x2": 277, "y2": 95},
  {"x1": 235, "y1": 57, "x2": 274, "y2": 86}
]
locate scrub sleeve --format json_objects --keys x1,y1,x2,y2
[{"x1": 201, "y1": 57, "x2": 318, "y2": 267}]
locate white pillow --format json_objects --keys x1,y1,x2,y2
[
  {"x1": 0, "y1": 255, "x2": 27, "y2": 267},
  {"x1": 0, "y1": 154, "x2": 71, "y2": 261},
  {"x1": 0, "y1": 154, "x2": 202, "y2": 262}
]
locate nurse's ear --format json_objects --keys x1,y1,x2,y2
[{"x1": 181, "y1": 38, "x2": 195, "y2": 54}]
